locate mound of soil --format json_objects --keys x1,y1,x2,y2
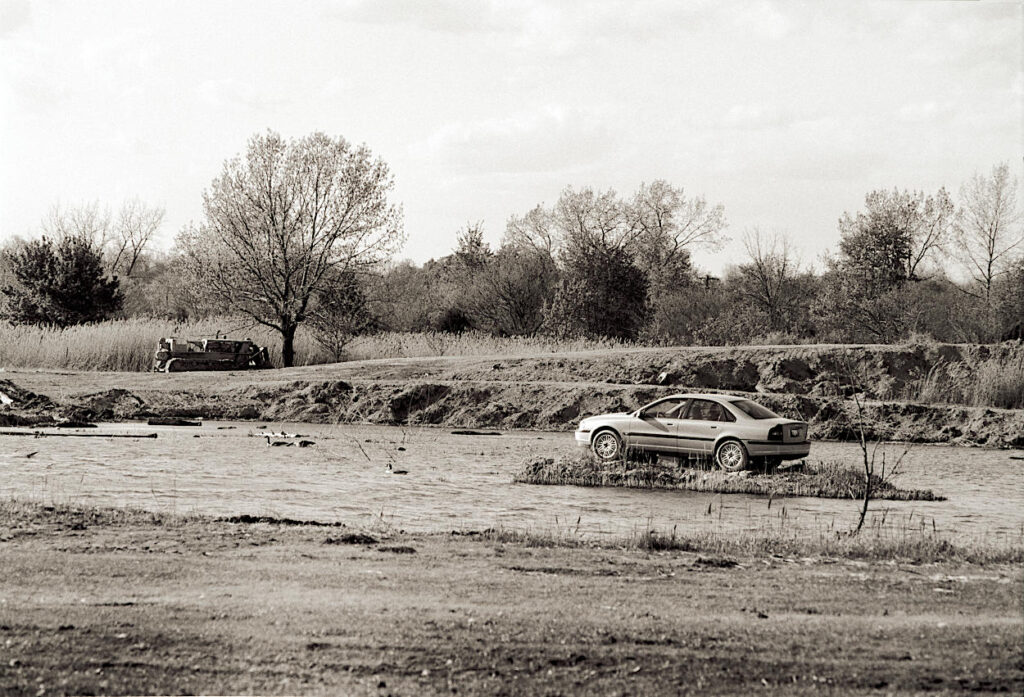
[{"x1": 515, "y1": 454, "x2": 943, "y2": 501}]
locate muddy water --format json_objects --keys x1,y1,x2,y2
[{"x1": 1, "y1": 422, "x2": 1021, "y2": 541}]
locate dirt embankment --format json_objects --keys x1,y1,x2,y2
[{"x1": 3, "y1": 342, "x2": 1024, "y2": 447}]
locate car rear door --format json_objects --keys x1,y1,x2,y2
[
  {"x1": 677, "y1": 399, "x2": 734, "y2": 459},
  {"x1": 628, "y1": 398, "x2": 688, "y2": 453}
]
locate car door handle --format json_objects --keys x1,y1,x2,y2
[{"x1": 710, "y1": 425, "x2": 717, "y2": 429}]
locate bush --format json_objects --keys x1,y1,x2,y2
[{"x1": 545, "y1": 245, "x2": 648, "y2": 340}]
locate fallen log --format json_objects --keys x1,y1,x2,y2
[
  {"x1": 0, "y1": 430, "x2": 158, "y2": 439},
  {"x1": 147, "y1": 417, "x2": 201, "y2": 427}
]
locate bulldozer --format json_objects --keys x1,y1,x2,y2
[{"x1": 152, "y1": 337, "x2": 270, "y2": 372}]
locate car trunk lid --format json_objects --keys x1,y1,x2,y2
[{"x1": 765, "y1": 418, "x2": 808, "y2": 443}]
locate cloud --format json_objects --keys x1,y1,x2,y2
[
  {"x1": 0, "y1": 0, "x2": 30, "y2": 38},
  {"x1": 328, "y1": 0, "x2": 740, "y2": 50},
  {"x1": 895, "y1": 101, "x2": 957, "y2": 125},
  {"x1": 328, "y1": 0, "x2": 509, "y2": 34},
  {"x1": 197, "y1": 78, "x2": 288, "y2": 111},
  {"x1": 721, "y1": 103, "x2": 805, "y2": 130},
  {"x1": 729, "y1": 0, "x2": 794, "y2": 41},
  {"x1": 414, "y1": 106, "x2": 617, "y2": 176}
]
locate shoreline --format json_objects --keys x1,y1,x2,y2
[{"x1": 2, "y1": 373, "x2": 1024, "y2": 449}]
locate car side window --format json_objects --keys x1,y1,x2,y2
[
  {"x1": 685, "y1": 399, "x2": 734, "y2": 422},
  {"x1": 643, "y1": 398, "x2": 685, "y2": 419}
]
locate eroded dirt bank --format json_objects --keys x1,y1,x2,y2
[
  {"x1": 0, "y1": 502, "x2": 1020, "y2": 696},
  {"x1": 3, "y1": 342, "x2": 1024, "y2": 447}
]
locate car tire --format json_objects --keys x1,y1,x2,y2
[
  {"x1": 714, "y1": 439, "x2": 748, "y2": 472},
  {"x1": 591, "y1": 429, "x2": 623, "y2": 461}
]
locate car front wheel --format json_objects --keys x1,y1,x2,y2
[
  {"x1": 591, "y1": 430, "x2": 622, "y2": 461},
  {"x1": 714, "y1": 439, "x2": 748, "y2": 472}
]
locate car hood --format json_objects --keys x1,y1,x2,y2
[{"x1": 578, "y1": 413, "x2": 631, "y2": 426}]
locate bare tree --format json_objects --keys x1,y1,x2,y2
[
  {"x1": 38, "y1": 200, "x2": 162, "y2": 277},
  {"x1": 463, "y1": 246, "x2": 557, "y2": 336},
  {"x1": 503, "y1": 180, "x2": 726, "y2": 270},
  {"x1": 837, "y1": 350, "x2": 911, "y2": 534},
  {"x1": 503, "y1": 204, "x2": 558, "y2": 258},
  {"x1": 40, "y1": 202, "x2": 113, "y2": 253},
  {"x1": 735, "y1": 228, "x2": 798, "y2": 331},
  {"x1": 176, "y1": 130, "x2": 405, "y2": 367},
  {"x1": 111, "y1": 198, "x2": 164, "y2": 277},
  {"x1": 954, "y1": 162, "x2": 1023, "y2": 305},
  {"x1": 556, "y1": 186, "x2": 641, "y2": 253},
  {"x1": 630, "y1": 179, "x2": 726, "y2": 262}
]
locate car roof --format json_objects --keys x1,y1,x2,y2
[{"x1": 661, "y1": 393, "x2": 747, "y2": 402}]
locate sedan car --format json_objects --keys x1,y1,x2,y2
[{"x1": 575, "y1": 393, "x2": 809, "y2": 471}]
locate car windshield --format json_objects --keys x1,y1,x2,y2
[{"x1": 729, "y1": 399, "x2": 779, "y2": 419}]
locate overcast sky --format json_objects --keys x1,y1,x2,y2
[{"x1": 0, "y1": 0, "x2": 1020, "y2": 273}]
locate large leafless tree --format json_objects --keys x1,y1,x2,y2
[
  {"x1": 954, "y1": 162, "x2": 1022, "y2": 305},
  {"x1": 177, "y1": 131, "x2": 404, "y2": 366}
]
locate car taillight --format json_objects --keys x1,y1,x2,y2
[{"x1": 767, "y1": 425, "x2": 783, "y2": 442}]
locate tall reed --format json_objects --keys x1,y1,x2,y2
[
  {"x1": 906, "y1": 354, "x2": 1024, "y2": 409},
  {"x1": 0, "y1": 317, "x2": 327, "y2": 371},
  {"x1": 0, "y1": 319, "x2": 631, "y2": 371}
]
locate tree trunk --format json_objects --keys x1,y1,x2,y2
[{"x1": 281, "y1": 322, "x2": 297, "y2": 368}]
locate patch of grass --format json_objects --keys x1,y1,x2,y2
[
  {"x1": 624, "y1": 525, "x2": 1023, "y2": 564},
  {"x1": 514, "y1": 454, "x2": 943, "y2": 501},
  {"x1": 341, "y1": 330, "x2": 632, "y2": 360},
  {"x1": 484, "y1": 521, "x2": 1022, "y2": 564},
  {"x1": 0, "y1": 498, "x2": 187, "y2": 528},
  {"x1": 2, "y1": 497, "x2": 1018, "y2": 565}
]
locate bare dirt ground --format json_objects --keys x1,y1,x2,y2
[{"x1": 1, "y1": 504, "x2": 1020, "y2": 696}]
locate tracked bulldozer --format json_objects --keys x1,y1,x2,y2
[{"x1": 152, "y1": 337, "x2": 270, "y2": 372}]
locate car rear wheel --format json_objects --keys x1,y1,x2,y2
[
  {"x1": 714, "y1": 439, "x2": 748, "y2": 472},
  {"x1": 591, "y1": 430, "x2": 622, "y2": 461}
]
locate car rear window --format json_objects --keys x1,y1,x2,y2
[{"x1": 730, "y1": 399, "x2": 779, "y2": 419}]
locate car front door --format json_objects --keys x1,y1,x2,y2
[
  {"x1": 677, "y1": 399, "x2": 734, "y2": 459},
  {"x1": 628, "y1": 398, "x2": 688, "y2": 453}
]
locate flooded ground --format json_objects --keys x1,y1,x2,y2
[{"x1": 1, "y1": 422, "x2": 1021, "y2": 541}]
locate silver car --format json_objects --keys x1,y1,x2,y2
[{"x1": 574, "y1": 393, "x2": 810, "y2": 471}]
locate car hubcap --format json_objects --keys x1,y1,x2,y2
[
  {"x1": 594, "y1": 434, "x2": 618, "y2": 459},
  {"x1": 718, "y1": 443, "x2": 743, "y2": 470}
]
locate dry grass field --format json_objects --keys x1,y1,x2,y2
[
  {"x1": 0, "y1": 501, "x2": 1020, "y2": 696},
  {"x1": 0, "y1": 318, "x2": 629, "y2": 371}
]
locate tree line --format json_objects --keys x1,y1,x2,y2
[{"x1": 1, "y1": 130, "x2": 1021, "y2": 366}]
